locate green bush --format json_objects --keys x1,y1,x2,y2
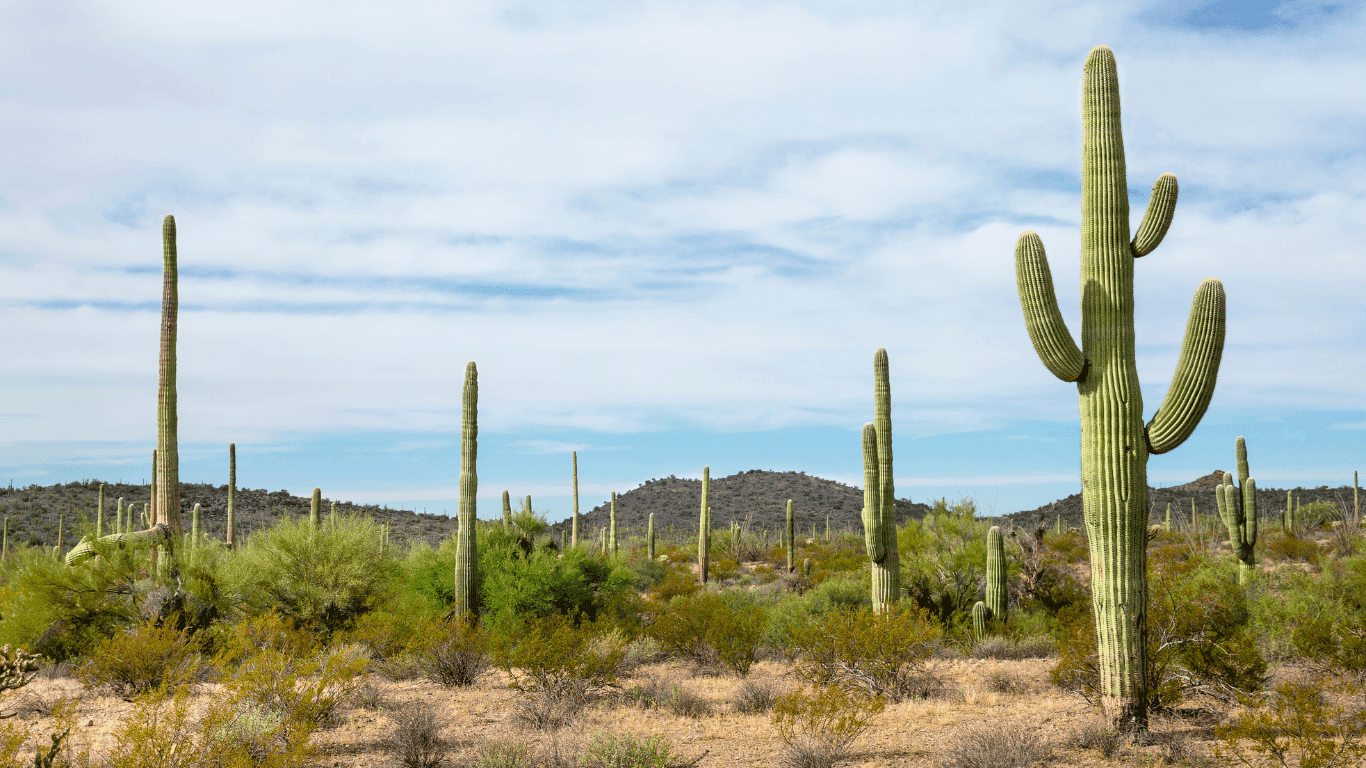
[
  {"x1": 764, "y1": 573, "x2": 868, "y2": 652},
  {"x1": 772, "y1": 685, "x2": 884, "y2": 768},
  {"x1": 786, "y1": 606, "x2": 940, "y2": 702},
  {"x1": 218, "y1": 515, "x2": 398, "y2": 638},
  {"x1": 647, "y1": 592, "x2": 767, "y2": 676},
  {"x1": 1215, "y1": 679, "x2": 1366, "y2": 768},
  {"x1": 1284, "y1": 557, "x2": 1366, "y2": 672},
  {"x1": 0, "y1": 545, "x2": 147, "y2": 661},
  {"x1": 77, "y1": 622, "x2": 203, "y2": 699},
  {"x1": 489, "y1": 613, "x2": 625, "y2": 700},
  {"x1": 578, "y1": 732, "x2": 680, "y2": 768}
]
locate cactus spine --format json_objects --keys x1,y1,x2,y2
[
  {"x1": 985, "y1": 526, "x2": 1007, "y2": 620},
  {"x1": 786, "y1": 499, "x2": 795, "y2": 573},
  {"x1": 972, "y1": 600, "x2": 989, "y2": 639},
  {"x1": 861, "y1": 348, "x2": 900, "y2": 613},
  {"x1": 698, "y1": 466, "x2": 710, "y2": 584},
  {"x1": 310, "y1": 488, "x2": 322, "y2": 529},
  {"x1": 227, "y1": 444, "x2": 236, "y2": 549},
  {"x1": 610, "y1": 492, "x2": 618, "y2": 555},
  {"x1": 647, "y1": 512, "x2": 655, "y2": 560},
  {"x1": 96, "y1": 484, "x2": 105, "y2": 538},
  {"x1": 502, "y1": 490, "x2": 512, "y2": 531},
  {"x1": 156, "y1": 215, "x2": 183, "y2": 538},
  {"x1": 1012, "y1": 47, "x2": 1226, "y2": 729},
  {"x1": 1216, "y1": 436, "x2": 1258, "y2": 584},
  {"x1": 452, "y1": 361, "x2": 479, "y2": 621},
  {"x1": 571, "y1": 451, "x2": 579, "y2": 547}
]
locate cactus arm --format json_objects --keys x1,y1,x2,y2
[
  {"x1": 1130, "y1": 174, "x2": 1178, "y2": 257},
  {"x1": 860, "y1": 423, "x2": 884, "y2": 563},
  {"x1": 872, "y1": 348, "x2": 900, "y2": 606},
  {"x1": 1243, "y1": 477, "x2": 1257, "y2": 550},
  {"x1": 66, "y1": 524, "x2": 173, "y2": 567},
  {"x1": 452, "y1": 361, "x2": 479, "y2": 621},
  {"x1": 1015, "y1": 232, "x2": 1086, "y2": 382},
  {"x1": 1144, "y1": 279, "x2": 1226, "y2": 454}
]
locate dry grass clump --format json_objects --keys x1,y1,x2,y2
[
  {"x1": 513, "y1": 689, "x2": 587, "y2": 732},
  {"x1": 349, "y1": 681, "x2": 386, "y2": 710},
  {"x1": 733, "y1": 678, "x2": 784, "y2": 714},
  {"x1": 971, "y1": 636, "x2": 1054, "y2": 660},
  {"x1": 982, "y1": 668, "x2": 1029, "y2": 696},
  {"x1": 941, "y1": 721, "x2": 1048, "y2": 768},
  {"x1": 424, "y1": 622, "x2": 490, "y2": 687},
  {"x1": 663, "y1": 683, "x2": 712, "y2": 718},
  {"x1": 1067, "y1": 719, "x2": 1121, "y2": 758},
  {"x1": 382, "y1": 704, "x2": 448, "y2": 768}
]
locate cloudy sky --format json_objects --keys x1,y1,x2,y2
[{"x1": 1, "y1": 0, "x2": 1363, "y2": 521}]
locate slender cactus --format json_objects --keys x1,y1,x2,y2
[
  {"x1": 2, "y1": 518, "x2": 7, "y2": 562},
  {"x1": 647, "y1": 512, "x2": 655, "y2": 560},
  {"x1": 1355, "y1": 471, "x2": 1359, "y2": 527},
  {"x1": 191, "y1": 503, "x2": 201, "y2": 549},
  {"x1": 1012, "y1": 47, "x2": 1225, "y2": 729},
  {"x1": 227, "y1": 443, "x2": 236, "y2": 549},
  {"x1": 803, "y1": 557, "x2": 812, "y2": 577},
  {"x1": 786, "y1": 499, "x2": 795, "y2": 573},
  {"x1": 860, "y1": 349, "x2": 901, "y2": 612},
  {"x1": 572, "y1": 451, "x2": 579, "y2": 547},
  {"x1": 452, "y1": 361, "x2": 479, "y2": 622},
  {"x1": 329, "y1": 502, "x2": 337, "y2": 527},
  {"x1": 825, "y1": 515, "x2": 830, "y2": 542},
  {"x1": 972, "y1": 601, "x2": 989, "y2": 639},
  {"x1": 699, "y1": 466, "x2": 710, "y2": 584},
  {"x1": 600, "y1": 526, "x2": 607, "y2": 556},
  {"x1": 56, "y1": 514, "x2": 63, "y2": 554},
  {"x1": 502, "y1": 490, "x2": 512, "y2": 531},
  {"x1": 986, "y1": 526, "x2": 1007, "y2": 620},
  {"x1": 156, "y1": 215, "x2": 183, "y2": 538},
  {"x1": 609, "y1": 492, "x2": 618, "y2": 555},
  {"x1": 1215, "y1": 436, "x2": 1258, "y2": 584},
  {"x1": 116, "y1": 498, "x2": 124, "y2": 535},
  {"x1": 310, "y1": 488, "x2": 322, "y2": 529},
  {"x1": 96, "y1": 484, "x2": 105, "y2": 538},
  {"x1": 1165, "y1": 503, "x2": 1171, "y2": 531},
  {"x1": 1192, "y1": 498, "x2": 1198, "y2": 533},
  {"x1": 524, "y1": 495, "x2": 532, "y2": 516}
]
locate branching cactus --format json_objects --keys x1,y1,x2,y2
[
  {"x1": 227, "y1": 444, "x2": 236, "y2": 549},
  {"x1": 572, "y1": 451, "x2": 580, "y2": 547},
  {"x1": 1012, "y1": 47, "x2": 1226, "y2": 729},
  {"x1": 860, "y1": 348, "x2": 900, "y2": 613},
  {"x1": 647, "y1": 512, "x2": 655, "y2": 560},
  {"x1": 452, "y1": 361, "x2": 479, "y2": 622},
  {"x1": 610, "y1": 491, "x2": 618, "y2": 555},
  {"x1": 699, "y1": 466, "x2": 711, "y2": 584},
  {"x1": 986, "y1": 526, "x2": 1007, "y2": 621},
  {"x1": 972, "y1": 601, "x2": 989, "y2": 640},
  {"x1": 786, "y1": 499, "x2": 795, "y2": 573},
  {"x1": 156, "y1": 215, "x2": 183, "y2": 538},
  {"x1": 1215, "y1": 436, "x2": 1258, "y2": 584}
]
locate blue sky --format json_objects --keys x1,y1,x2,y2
[{"x1": 1, "y1": 0, "x2": 1363, "y2": 521}]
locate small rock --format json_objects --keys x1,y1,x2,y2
[{"x1": 86, "y1": 719, "x2": 95, "y2": 726}]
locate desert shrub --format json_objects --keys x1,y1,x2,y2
[
  {"x1": 469, "y1": 740, "x2": 536, "y2": 768},
  {"x1": 218, "y1": 514, "x2": 399, "y2": 638},
  {"x1": 648, "y1": 592, "x2": 767, "y2": 676},
  {"x1": 343, "y1": 594, "x2": 445, "y2": 660},
  {"x1": 489, "y1": 612, "x2": 626, "y2": 700},
  {"x1": 578, "y1": 732, "x2": 689, "y2": 768},
  {"x1": 1044, "y1": 529, "x2": 1089, "y2": 563},
  {"x1": 1281, "y1": 558, "x2": 1366, "y2": 673},
  {"x1": 647, "y1": 564, "x2": 702, "y2": 601},
  {"x1": 763, "y1": 574, "x2": 868, "y2": 652},
  {"x1": 1214, "y1": 679, "x2": 1366, "y2": 768},
  {"x1": 663, "y1": 683, "x2": 712, "y2": 718},
  {"x1": 0, "y1": 644, "x2": 41, "y2": 698},
  {"x1": 424, "y1": 620, "x2": 490, "y2": 687},
  {"x1": 733, "y1": 678, "x2": 784, "y2": 714},
  {"x1": 350, "y1": 681, "x2": 385, "y2": 710},
  {"x1": 787, "y1": 606, "x2": 940, "y2": 702},
  {"x1": 77, "y1": 622, "x2": 203, "y2": 698},
  {"x1": 383, "y1": 704, "x2": 447, "y2": 768},
  {"x1": 982, "y1": 668, "x2": 1028, "y2": 696},
  {"x1": 972, "y1": 635, "x2": 1054, "y2": 660},
  {"x1": 942, "y1": 721, "x2": 1047, "y2": 768},
  {"x1": 212, "y1": 612, "x2": 318, "y2": 667},
  {"x1": 512, "y1": 691, "x2": 584, "y2": 732},
  {"x1": 0, "y1": 545, "x2": 144, "y2": 661},
  {"x1": 899, "y1": 499, "x2": 994, "y2": 633},
  {"x1": 772, "y1": 685, "x2": 884, "y2": 768},
  {"x1": 1067, "y1": 719, "x2": 1120, "y2": 758},
  {"x1": 621, "y1": 676, "x2": 674, "y2": 709},
  {"x1": 1264, "y1": 533, "x2": 1321, "y2": 564}
]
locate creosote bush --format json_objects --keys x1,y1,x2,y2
[
  {"x1": 1215, "y1": 679, "x2": 1366, "y2": 768},
  {"x1": 733, "y1": 678, "x2": 784, "y2": 714},
  {"x1": 940, "y1": 721, "x2": 1047, "y2": 768},
  {"x1": 772, "y1": 685, "x2": 884, "y2": 768},
  {"x1": 490, "y1": 612, "x2": 625, "y2": 700},
  {"x1": 647, "y1": 592, "x2": 767, "y2": 676},
  {"x1": 77, "y1": 622, "x2": 203, "y2": 698},
  {"x1": 424, "y1": 619, "x2": 490, "y2": 687},
  {"x1": 383, "y1": 704, "x2": 447, "y2": 768},
  {"x1": 787, "y1": 606, "x2": 940, "y2": 701}
]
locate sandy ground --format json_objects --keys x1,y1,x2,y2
[{"x1": 6, "y1": 656, "x2": 1233, "y2": 767}]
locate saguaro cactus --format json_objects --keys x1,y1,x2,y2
[
  {"x1": 1012, "y1": 47, "x2": 1226, "y2": 729},
  {"x1": 647, "y1": 512, "x2": 656, "y2": 560},
  {"x1": 986, "y1": 526, "x2": 1007, "y2": 620},
  {"x1": 310, "y1": 488, "x2": 322, "y2": 529},
  {"x1": 572, "y1": 451, "x2": 580, "y2": 547},
  {"x1": 1355, "y1": 471, "x2": 1359, "y2": 527},
  {"x1": 502, "y1": 490, "x2": 512, "y2": 531},
  {"x1": 227, "y1": 444, "x2": 236, "y2": 549},
  {"x1": 96, "y1": 484, "x2": 105, "y2": 538},
  {"x1": 609, "y1": 492, "x2": 618, "y2": 555},
  {"x1": 972, "y1": 601, "x2": 989, "y2": 639},
  {"x1": 452, "y1": 362, "x2": 479, "y2": 621},
  {"x1": 67, "y1": 524, "x2": 173, "y2": 567},
  {"x1": 2, "y1": 517, "x2": 7, "y2": 561},
  {"x1": 1216, "y1": 436, "x2": 1258, "y2": 584},
  {"x1": 699, "y1": 466, "x2": 711, "y2": 584},
  {"x1": 157, "y1": 215, "x2": 183, "y2": 538},
  {"x1": 1284, "y1": 491, "x2": 1295, "y2": 532},
  {"x1": 524, "y1": 495, "x2": 532, "y2": 516},
  {"x1": 786, "y1": 500, "x2": 795, "y2": 573},
  {"x1": 803, "y1": 558, "x2": 812, "y2": 577},
  {"x1": 1165, "y1": 503, "x2": 1172, "y2": 531},
  {"x1": 860, "y1": 348, "x2": 901, "y2": 613}
]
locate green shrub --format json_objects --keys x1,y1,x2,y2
[
  {"x1": 786, "y1": 607, "x2": 940, "y2": 702},
  {"x1": 1284, "y1": 557, "x2": 1366, "y2": 672},
  {"x1": 218, "y1": 515, "x2": 398, "y2": 638},
  {"x1": 648, "y1": 592, "x2": 767, "y2": 676},
  {"x1": 342, "y1": 595, "x2": 445, "y2": 660},
  {"x1": 1215, "y1": 680, "x2": 1366, "y2": 768},
  {"x1": 77, "y1": 622, "x2": 203, "y2": 699},
  {"x1": 648, "y1": 564, "x2": 702, "y2": 601},
  {"x1": 764, "y1": 573, "x2": 868, "y2": 652},
  {"x1": 0, "y1": 544, "x2": 144, "y2": 661},
  {"x1": 1264, "y1": 533, "x2": 1321, "y2": 563},
  {"x1": 489, "y1": 613, "x2": 625, "y2": 700},
  {"x1": 772, "y1": 685, "x2": 884, "y2": 768},
  {"x1": 578, "y1": 732, "x2": 680, "y2": 768}
]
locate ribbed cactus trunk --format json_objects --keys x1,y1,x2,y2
[
  {"x1": 698, "y1": 466, "x2": 710, "y2": 584},
  {"x1": 571, "y1": 451, "x2": 579, "y2": 547},
  {"x1": 96, "y1": 484, "x2": 105, "y2": 539},
  {"x1": 452, "y1": 362, "x2": 479, "y2": 622},
  {"x1": 502, "y1": 490, "x2": 512, "y2": 531},
  {"x1": 802, "y1": 558, "x2": 811, "y2": 577},
  {"x1": 56, "y1": 514, "x2": 64, "y2": 554},
  {"x1": 1, "y1": 518, "x2": 7, "y2": 561},
  {"x1": 861, "y1": 349, "x2": 900, "y2": 613},
  {"x1": 150, "y1": 450, "x2": 158, "y2": 573},
  {"x1": 226, "y1": 444, "x2": 236, "y2": 549},
  {"x1": 1013, "y1": 47, "x2": 1226, "y2": 730},
  {"x1": 156, "y1": 215, "x2": 183, "y2": 540},
  {"x1": 1192, "y1": 498, "x2": 1198, "y2": 533},
  {"x1": 972, "y1": 601, "x2": 989, "y2": 639},
  {"x1": 986, "y1": 526, "x2": 1007, "y2": 620},
  {"x1": 329, "y1": 502, "x2": 337, "y2": 528},
  {"x1": 1216, "y1": 436, "x2": 1258, "y2": 585},
  {"x1": 599, "y1": 527, "x2": 606, "y2": 556},
  {"x1": 191, "y1": 503, "x2": 201, "y2": 549},
  {"x1": 647, "y1": 513, "x2": 655, "y2": 560},
  {"x1": 310, "y1": 488, "x2": 322, "y2": 529},
  {"x1": 609, "y1": 492, "x2": 618, "y2": 555},
  {"x1": 786, "y1": 499, "x2": 795, "y2": 573},
  {"x1": 1164, "y1": 503, "x2": 1171, "y2": 531},
  {"x1": 1355, "y1": 471, "x2": 1360, "y2": 527},
  {"x1": 116, "y1": 498, "x2": 124, "y2": 535},
  {"x1": 524, "y1": 495, "x2": 532, "y2": 516}
]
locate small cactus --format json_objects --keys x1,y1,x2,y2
[
  {"x1": 96, "y1": 483, "x2": 105, "y2": 538},
  {"x1": 2, "y1": 517, "x2": 8, "y2": 561},
  {"x1": 452, "y1": 361, "x2": 479, "y2": 622},
  {"x1": 986, "y1": 526, "x2": 1007, "y2": 620},
  {"x1": 1164, "y1": 503, "x2": 1171, "y2": 530},
  {"x1": 972, "y1": 600, "x2": 989, "y2": 639},
  {"x1": 191, "y1": 503, "x2": 201, "y2": 548},
  {"x1": 1215, "y1": 436, "x2": 1258, "y2": 585},
  {"x1": 116, "y1": 498, "x2": 124, "y2": 535},
  {"x1": 802, "y1": 557, "x2": 812, "y2": 577},
  {"x1": 1284, "y1": 490, "x2": 1294, "y2": 531}
]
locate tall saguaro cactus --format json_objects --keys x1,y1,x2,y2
[
  {"x1": 647, "y1": 512, "x2": 655, "y2": 560},
  {"x1": 227, "y1": 444, "x2": 236, "y2": 549},
  {"x1": 157, "y1": 215, "x2": 183, "y2": 538},
  {"x1": 453, "y1": 362, "x2": 479, "y2": 621},
  {"x1": 860, "y1": 348, "x2": 900, "y2": 612},
  {"x1": 1012, "y1": 47, "x2": 1226, "y2": 729},
  {"x1": 572, "y1": 451, "x2": 580, "y2": 547},
  {"x1": 699, "y1": 466, "x2": 710, "y2": 584},
  {"x1": 609, "y1": 492, "x2": 618, "y2": 555},
  {"x1": 310, "y1": 488, "x2": 322, "y2": 529},
  {"x1": 986, "y1": 526, "x2": 1007, "y2": 620},
  {"x1": 191, "y1": 503, "x2": 202, "y2": 549},
  {"x1": 1216, "y1": 436, "x2": 1258, "y2": 584},
  {"x1": 786, "y1": 499, "x2": 795, "y2": 573},
  {"x1": 96, "y1": 484, "x2": 105, "y2": 538},
  {"x1": 502, "y1": 490, "x2": 512, "y2": 531}
]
